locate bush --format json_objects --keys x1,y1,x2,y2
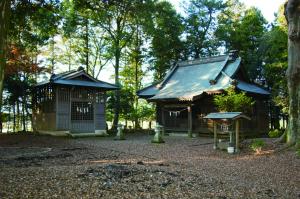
[
  {"x1": 268, "y1": 129, "x2": 283, "y2": 138},
  {"x1": 214, "y1": 86, "x2": 254, "y2": 114},
  {"x1": 250, "y1": 139, "x2": 265, "y2": 153}
]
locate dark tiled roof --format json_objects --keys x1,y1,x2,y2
[
  {"x1": 138, "y1": 54, "x2": 270, "y2": 101},
  {"x1": 204, "y1": 112, "x2": 251, "y2": 120},
  {"x1": 35, "y1": 68, "x2": 118, "y2": 90},
  {"x1": 136, "y1": 83, "x2": 160, "y2": 97}
]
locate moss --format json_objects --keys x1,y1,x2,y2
[
  {"x1": 268, "y1": 129, "x2": 284, "y2": 138},
  {"x1": 250, "y1": 139, "x2": 265, "y2": 153}
]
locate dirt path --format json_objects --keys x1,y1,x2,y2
[{"x1": 0, "y1": 133, "x2": 299, "y2": 199}]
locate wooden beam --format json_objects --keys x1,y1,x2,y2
[
  {"x1": 188, "y1": 106, "x2": 192, "y2": 138},
  {"x1": 164, "y1": 104, "x2": 194, "y2": 108},
  {"x1": 235, "y1": 119, "x2": 240, "y2": 152},
  {"x1": 213, "y1": 121, "x2": 217, "y2": 149},
  {"x1": 161, "y1": 106, "x2": 166, "y2": 136}
]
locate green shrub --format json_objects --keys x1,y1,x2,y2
[
  {"x1": 250, "y1": 139, "x2": 265, "y2": 153},
  {"x1": 214, "y1": 86, "x2": 254, "y2": 114},
  {"x1": 268, "y1": 129, "x2": 282, "y2": 138}
]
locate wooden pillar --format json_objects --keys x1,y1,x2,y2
[
  {"x1": 161, "y1": 106, "x2": 165, "y2": 136},
  {"x1": 213, "y1": 121, "x2": 217, "y2": 149},
  {"x1": 235, "y1": 119, "x2": 240, "y2": 152},
  {"x1": 188, "y1": 105, "x2": 192, "y2": 138}
]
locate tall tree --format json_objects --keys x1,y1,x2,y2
[
  {"x1": 148, "y1": 1, "x2": 184, "y2": 80},
  {"x1": 61, "y1": 0, "x2": 92, "y2": 73},
  {"x1": 59, "y1": 0, "x2": 111, "y2": 76},
  {"x1": 261, "y1": 5, "x2": 288, "y2": 114},
  {"x1": 216, "y1": 6, "x2": 267, "y2": 80},
  {"x1": 89, "y1": 0, "x2": 145, "y2": 130},
  {"x1": 284, "y1": 0, "x2": 300, "y2": 147},
  {"x1": 3, "y1": 0, "x2": 60, "y2": 132},
  {"x1": 0, "y1": 0, "x2": 11, "y2": 124},
  {"x1": 5, "y1": 45, "x2": 43, "y2": 131},
  {"x1": 184, "y1": 0, "x2": 226, "y2": 59}
]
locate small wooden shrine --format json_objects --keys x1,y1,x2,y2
[
  {"x1": 204, "y1": 112, "x2": 250, "y2": 152},
  {"x1": 32, "y1": 67, "x2": 118, "y2": 137}
]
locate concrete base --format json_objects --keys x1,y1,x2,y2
[
  {"x1": 218, "y1": 140, "x2": 229, "y2": 150},
  {"x1": 38, "y1": 130, "x2": 108, "y2": 138},
  {"x1": 151, "y1": 132, "x2": 165, "y2": 143},
  {"x1": 38, "y1": 130, "x2": 71, "y2": 137},
  {"x1": 95, "y1": 130, "x2": 109, "y2": 136},
  {"x1": 168, "y1": 133, "x2": 197, "y2": 137}
]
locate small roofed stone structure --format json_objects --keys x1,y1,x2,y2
[
  {"x1": 204, "y1": 112, "x2": 250, "y2": 152},
  {"x1": 32, "y1": 67, "x2": 118, "y2": 137},
  {"x1": 138, "y1": 53, "x2": 270, "y2": 137}
]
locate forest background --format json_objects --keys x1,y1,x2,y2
[{"x1": 0, "y1": 0, "x2": 288, "y2": 132}]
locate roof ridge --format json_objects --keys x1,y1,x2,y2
[
  {"x1": 178, "y1": 55, "x2": 228, "y2": 67},
  {"x1": 211, "y1": 56, "x2": 230, "y2": 82},
  {"x1": 158, "y1": 63, "x2": 179, "y2": 89},
  {"x1": 52, "y1": 69, "x2": 77, "y2": 80},
  {"x1": 137, "y1": 82, "x2": 160, "y2": 94}
]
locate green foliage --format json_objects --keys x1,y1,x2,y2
[
  {"x1": 184, "y1": 0, "x2": 226, "y2": 58},
  {"x1": 250, "y1": 139, "x2": 265, "y2": 152},
  {"x1": 213, "y1": 86, "x2": 255, "y2": 113},
  {"x1": 268, "y1": 129, "x2": 283, "y2": 138},
  {"x1": 137, "y1": 101, "x2": 156, "y2": 122},
  {"x1": 3, "y1": 0, "x2": 289, "y2": 135},
  {"x1": 261, "y1": 4, "x2": 288, "y2": 114},
  {"x1": 147, "y1": 1, "x2": 184, "y2": 81},
  {"x1": 216, "y1": 5, "x2": 267, "y2": 80}
]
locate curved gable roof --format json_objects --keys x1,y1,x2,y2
[
  {"x1": 138, "y1": 54, "x2": 269, "y2": 101},
  {"x1": 36, "y1": 68, "x2": 118, "y2": 90}
]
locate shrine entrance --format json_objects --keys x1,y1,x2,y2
[{"x1": 71, "y1": 101, "x2": 94, "y2": 132}]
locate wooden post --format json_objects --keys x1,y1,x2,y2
[
  {"x1": 235, "y1": 119, "x2": 240, "y2": 152},
  {"x1": 213, "y1": 121, "x2": 217, "y2": 149},
  {"x1": 161, "y1": 106, "x2": 165, "y2": 136},
  {"x1": 188, "y1": 106, "x2": 192, "y2": 138}
]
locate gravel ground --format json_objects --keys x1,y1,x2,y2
[{"x1": 0, "y1": 133, "x2": 299, "y2": 199}]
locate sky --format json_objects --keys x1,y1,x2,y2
[
  {"x1": 169, "y1": 0, "x2": 286, "y2": 22},
  {"x1": 239, "y1": 0, "x2": 286, "y2": 22}
]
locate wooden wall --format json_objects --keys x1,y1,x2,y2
[
  {"x1": 56, "y1": 87, "x2": 70, "y2": 130},
  {"x1": 156, "y1": 95, "x2": 269, "y2": 137},
  {"x1": 55, "y1": 86, "x2": 106, "y2": 133},
  {"x1": 32, "y1": 85, "x2": 56, "y2": 131},
  {"x1": 33, "y1": 85, "x2": 107, "y2": 133},
  {"x1": 94, "y1": 100, "x2": 106, "y2": 130}
]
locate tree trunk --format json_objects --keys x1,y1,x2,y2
[
  {"x1": 50, "y1": 37, "x2": 55, "y2": 73},
  {"x1": 22, "y1": 96, "x2": 26, "y2": 132},
  {"x1": 134, "y1": 24, "x2": 140, "y2": 130},
  {"x1": 112, "y1": 47, "x2": 121, "y2": 131},
  {"x1": 85, "y1": 18, "x2": 89, "y2": 74},
  {"x1": 7, "y1": 106, "x2": 11, "y2": 132},
  {"x1": 285, "y1": 0, "x2": 300, "y2": 147},
  {"x1": 13, "y1": 104, "x2": 16, "y2": 133},
  {"x1": 0, "y1": 0, "x2": 10, "y2": 124},
  {"x1": 16, "y1": 100, "x2": 20, "y2": 131}
]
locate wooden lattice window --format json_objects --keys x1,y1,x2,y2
[
  {"x1": 58, "y1": 87, "x2": 69, "y2": 102},
  {"x1": 71, "y1": 102, "x2": 94, "y2": 121},
  {"x1": 72, "y1": 88, "x2": 94, "y2": 100},
  {"x1": 34, "y1": 85, "x2": 55, "y2": 113},
  {"x1": 95, "y1": 91, "x2": 105, "y2": 103}
]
